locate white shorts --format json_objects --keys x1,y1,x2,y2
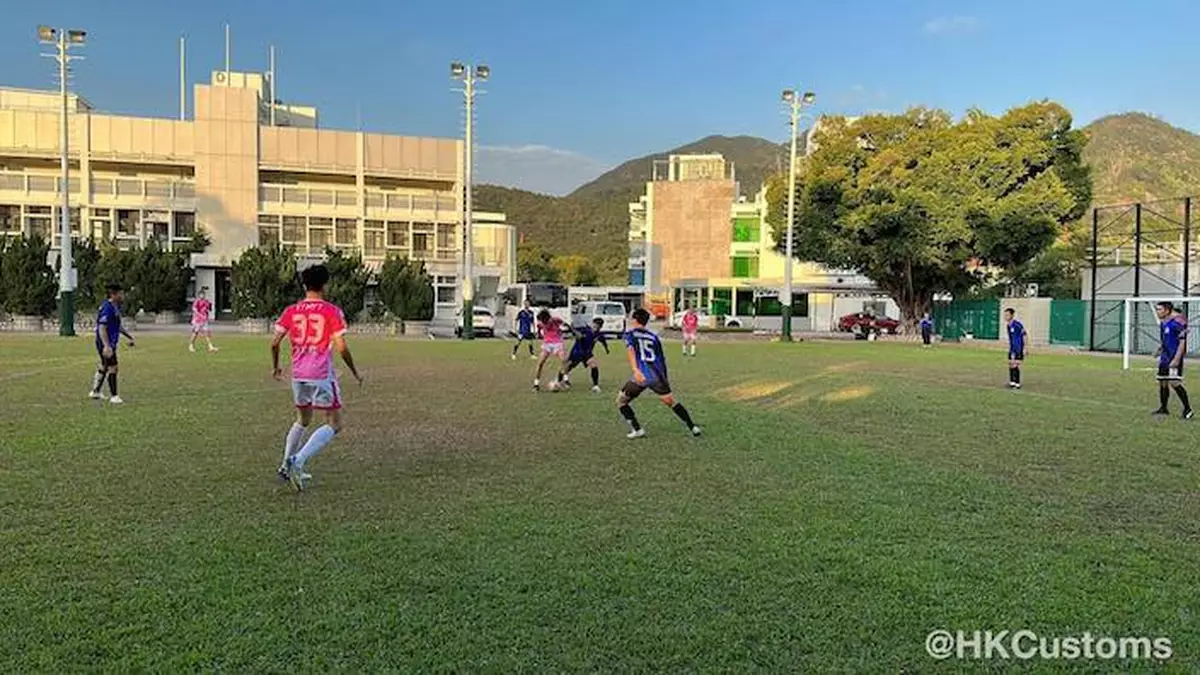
[
  {"x1": 683, "y1": 330, "x2": 698, "y2": 341},
  {"x1": 542, "y1": 342, "x2": 565, "y2": 356},
  {"x1": 191, "y1": 322, "x2": 210, "y2": 334},
  {"x1": 292, "y1": 378, "x2": 342, "y2": 410}
]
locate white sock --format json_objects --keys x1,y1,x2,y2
[
  {"x1": 293, "y1": 424, "x2": 337, "y2": 469},
  {"x1": 283, "y1": 423, "x2": 306, "y2": 465},
  {"x1": 534, "y1": 378, "x2": 540, "y2": 386},
  {"x1": 690, "y1": 345, "x2": 696, "y2": 355},
  {"x1": 91, "y1": 371, "x2": 104, "y2": 393}
]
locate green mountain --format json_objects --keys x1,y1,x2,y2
[
  {"x1": 569, "y1": 134, "x2": 788, "y2": 203},
  {"x1": 1082, "y1": 112, "x2": 1200, "y2": 205}
]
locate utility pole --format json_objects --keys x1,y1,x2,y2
[{"x1": 451, "y1": 62, "x2": 489, "y2": 340}]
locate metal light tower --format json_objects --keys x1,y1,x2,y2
[
  {"x1": 452, "y1": 62, "x2": 488, "y2": 340},
  {"x1": 780, "y1": 89, "x2": 815, "y2": 342},
  {"x1": 40, "y1": 26, "x2": 86, "y2": 337}
]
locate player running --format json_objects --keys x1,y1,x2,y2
[
  {"x1": 532, "y1": 309, "x2": 567, "y2": 391},
  {"x1": 1152, "y1": 301, "x2": 1193, "y2": 419},
  {"x1": 561, "y1": 316, "x2": 610, "y2": 392},
  {"x1": 89, "y1": 284, "x2": 136, "y2": 404},
  {"x1": 188, "y1": 287, "x2": 218, "y2": 353},
  {"x1": 271, "y1": 264, "x2": 364, "y2": 491},
  {"x1": 617, "y1": 308, "x2": 701, "y2": 439},
  {"x1": 681, "y1": 306, "x2": 699, "y2": 357},
  {"x1": 511, "y1": 300, "x2": 537, "y2": 360},
  {"x1": 1004, "y1": 308, "x2": 1027, "y2": 389}
]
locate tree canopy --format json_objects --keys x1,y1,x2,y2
[{"x1": 765, "y1": 102, "x2": 1092, "y2": 323}]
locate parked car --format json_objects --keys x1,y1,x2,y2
[
  {"x1": 455, "y1": 306, "x2": 496, "y2": 337},
  {"x1": 838, "y1": 312, "x2": 900, "y2": 335},
  {"x1": 572, "y1": 301, "x2": 627, "y2": 336}
]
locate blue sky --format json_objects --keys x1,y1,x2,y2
[{"x1": 2, "y1": 0, "x2": 1199, "y2": 194}]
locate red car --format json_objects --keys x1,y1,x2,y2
[{"x1": 838, "y1": 312, "x2": 900, "y2": 335}]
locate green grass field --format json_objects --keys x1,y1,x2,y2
[{"x1": 3, "y1": 334, "x2": 1197, "y2": 672}]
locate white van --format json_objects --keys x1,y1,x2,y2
[{"x1": 572, "y1": 301, "x2": 628, "y2": 337}]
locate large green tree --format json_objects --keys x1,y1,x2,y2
[
  {"x1": 551, "y1": 254, "x2": 599, "y2": 286},
  {"x1": 230, "y1": 244, "x2": 302, "y2": 320},
  {"x1": 376, "y1": 255, "x2": 434, "y2": 321},
  {"x1": 1, "y1": 235, "x2": 56, "y2": 317},
  {"x1": 766, "y1": 102, "x2": 1092, "y2": 326},
  {"x1": 517, "y1": 245, "x2": 559, "y2": 282},
  {"x1": 321, "y1": 248, "x2": 370, "y2": 322}
]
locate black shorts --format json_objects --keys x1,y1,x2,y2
[
  {"x1": 96, "y1": 349, "x2": 118, "y2": 369},
  {"x1": 621, "y1": 377, "x2": 671, "y2": 399},
  {"x1": 1157, "y1": 363, "x2": 1184, "y2": 380},
  {"x1": 518, "y1": 330, "x2": 535, "y2": 340},
  {"x1": 1008, "y1": 350, "x2": 1025, "y2": 361},
  {"x1": 568, "y1": 352, "x2": 593, "y2": 369}
]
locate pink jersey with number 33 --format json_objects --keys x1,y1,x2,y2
[{"x1": 275, "y1": 299, "x2": 347, "y2": 381}]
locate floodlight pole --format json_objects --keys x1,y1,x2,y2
[
  {"x1": 780, "y1": 89, "x2": 813, "y2": 341},
  {"x1": 42, "y1": 27, "x2": 84, "y2": 337},
  {"x1": 453, "y1": 63, "x2": 487, "y2": 340}
]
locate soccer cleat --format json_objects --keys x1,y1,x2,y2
[
  {"x1": 690, "y1": 426, "x2": 702, "y2": 437},
  {"x1": 108, "y1": 396, "x2": 124, "y2": 405},
  {"x1": 208, "y1": 346, "x2": 219, "y2": 353},
  {"x1": 277, "y1": 465, "x2": 289, "y2": 481},
  {"x1": 88, "y1": 390, "x2": 104, "y2": 400},
  {"x1": 1152, "y1": 408, "x2": 1170, "y2": 417},
  {"x1": 626, "y1": 428, "x2": 646, "y2": 440},
  {"x1": 591, "y1": 385, "x2": 601, "y2": 393},
  {"x1": 530, "y1": 354, "x2": 538, "y2": 360},
  {"x1": 1185, "y1": 409, "x2": 1195, "y2": 421},
  {"x1": 188, "y1": 344, "x2": 196, "y2": 353},
  {"x1": 1012, "y1": 383, "x2": 1022, "y2": 390},
  {"x1": 511, "y1": 353, "x2": 517, "y2": 361},
  {"x1": 286, "y1": 457, "x2": 306, "y2": 492}
]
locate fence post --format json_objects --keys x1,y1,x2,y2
[{"x1": 1089, "y1": 207, "x2": 1099, "y2": 351}]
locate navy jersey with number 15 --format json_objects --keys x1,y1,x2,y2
[{"x1": 626, "y1": 327, "x2": 668, "y2": 383}]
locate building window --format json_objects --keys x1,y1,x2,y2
[
  {"x1": 259, "y1": 225, "x2": 280, "y2": 246},
  {"x1": 116, "y1": 179, "x2": 141, "y2": 197},
  {"x1": 335, "y1": 219, "x2": 357, "y2": 246},
  {"x1": 412, "y1": 232, "x2": 432, "y2": 255},
  {"x1": 27, "y1": 216, "x2": 51, "y2": 238},
  {"x1": 260, "y1": 186, "x2": 281, "y2": 203},
  {"x1": 711, "y1": 288, "x2": 733, "y2": 316},
  {"x1": 628, "y1": 268, "x2": 645, "y2": 286},
  {"x1": 91, "y1": 219, "x2": 111, "y2": 240},
  {"x1": 281, "y1": 216, "x2": 305, "y2": 243},
  {"x1": 436, "y1": 223, "x2": 455, "y2": 250},
  {"x1": 92, "y1": 178, "x2": 114, "y2": 196},
  {"x1": 732, "y1": 217, "x2": 760, "y2": 243},
  {"x1": 435, "y1": 275, "x2": 456, "y2": 305},
  {"x1": 413, "y1": 194, "x2": 436, "y2": 210},
  {"x1": 731, "y1": 256, "x2": 759, "y2": 278},
  {"x1": 0, "y1": 205, "x2": 19, "y2": 231},
  {"x1": 363, "y1": 230, "x2": 385, "y2": 257},
  {"x1": 365, "y1": 193, "x2": 384, "y2": 208},
  {"x1": 386, "y1": 222, "x2": 408, "y2": 248},
  {"x1": 335, "y1": 190, "x2": 358, "y2": 207},
  {"x1": 0, "y1": 174, "x2": 23, "y2": 191},
  {"x1": 436, "y1": 194, "x2": 458, "y2": 212},
  {"x1": 116, "y1": 209, "x2": 140, "y2": 236},
  {"x1": 387, "y1": 193, "x2": 410, "y2": 211},
  {"x1": 310, "y1": 227, "x2": 332, "y2": 252},
  {"x1": 146, "y1": 182, "x2": 171, "y2": 198},
  {"x1": 175, "y1": 182, "x2": 195, "y2": 200},
  {"x1": 310, "y1": 189, "x2": 333, "y2": 206},
  {"x1": 174, "y1": 212, "x2": 196, "y2": 238}
]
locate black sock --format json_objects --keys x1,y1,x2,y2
[
  {"x1": 512, "y1": 342, "x2": 519, "y2": 355},
  {"x1": 590, "y1": 367, "x2": 599, "y2": 386},
  {"x1": 1013, "y1": 368, "x2": 1021, "y2": 384},
  {"x1": 619, "y1": 404, "x2": 641, "y2": 431},
  {"x1": 1008, "y1": 367, "x2": 1017, "y2": 383},
  {"x1": 107, "y1": 372, "x2": 118, "y2": 397},
  {"x1": 1176, "y1": 386, "x2": 1191, "y2": 411},
  {"x1": 529, "y1": 344, "x2": 534, "y2": 355},
  {"x1": 1160, "y1": 386, "x2": 1171, "y2": 410},
  {"x1": 671, "y1": 403, "x2": 696, "y2": 428}
]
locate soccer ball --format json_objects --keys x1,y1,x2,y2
[{"x1": 548, "y1": 380, "x2": 566, "y2": 392}]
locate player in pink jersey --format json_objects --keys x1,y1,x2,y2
[
  {"x1": 188, "y1": 287, "x2": 218, "y2": 353},
  {"x1": 270, "y1": 264, "x2": 363, "y2": 491},
  {"x1": 681, "y1": 306, "x2": 700, "y2": 357},
  {"x1": 533, "y1": 309, "x2": 567, "y2": 391}
]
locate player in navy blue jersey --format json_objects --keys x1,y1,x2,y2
[
  {"x1": 1004, "y1": 308, "x2": 1027, "y2": 389},
  {"x1": 617, "y1": 308, "x2": 700, "y2": 439},
  {"x1": 89, "y1": 284, "x2": 136, "y2": 404},
  {"x1": 511, "y1": 300, "x2": 537, "y2": 360},
  {"x1": 1152, "y1": 301, "x2": 1193, "y2": 419},
  {"x1": 560, "y1": 317, "x2": 610, "y2": 392}
]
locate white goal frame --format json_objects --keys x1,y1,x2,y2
[{"x1": 1121, "y1": 297, "x2": 1199, "y2": 370}]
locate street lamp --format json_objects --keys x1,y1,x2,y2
[
  {"x1": 451, "y1": 62, "x2": 488, "y2": 340},
  {"x1": 39, "y1": 26, "x2": 86, "y2": 337},
  {"x1": 780, "y1": 88, "x2": 815, "y2": 342}
]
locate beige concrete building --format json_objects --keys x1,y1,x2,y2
[
  {"x1": 0, "y1": 70, "x2": 515, "y2": 318},
  {"x1": 627, "y1": 153, "x2": 894, "y2": 330}
]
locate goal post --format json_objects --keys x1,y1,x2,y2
[{"x1": 1121, "y1": 297, "x2": 1200, "y2": 370}]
